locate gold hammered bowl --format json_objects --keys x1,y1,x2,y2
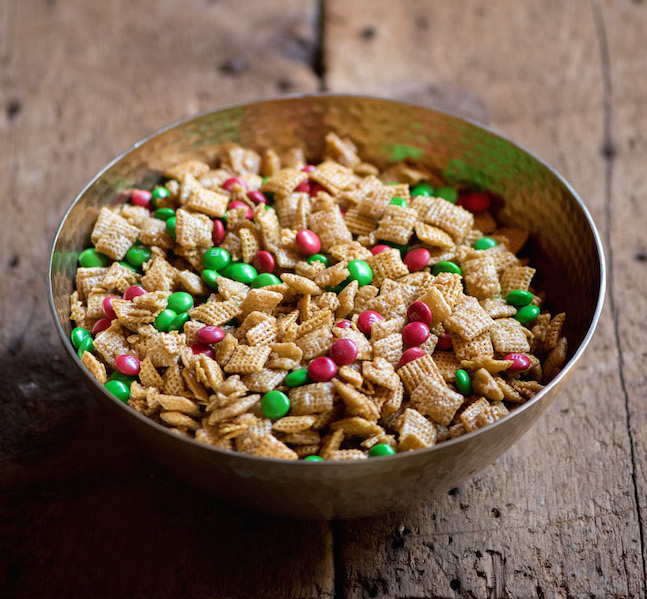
[{"x1": 49, "y1": 95, "x2": 605, "y2": 518}]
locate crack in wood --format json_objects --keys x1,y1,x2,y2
[{"x1": 591, "y1": 0, "x2": 647, "y2": 588}]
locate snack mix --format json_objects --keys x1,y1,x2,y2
[{"x1": 68, "y1": 133, "x2": 568, "y2": 461}]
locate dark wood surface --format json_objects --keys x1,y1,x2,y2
[{"x1": 1, "y1": 1, "x2": 645, "y2": 597}]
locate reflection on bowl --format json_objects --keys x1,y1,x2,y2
[{"x1": 49, "y1": 95, "x2": 604, "y2": 519}]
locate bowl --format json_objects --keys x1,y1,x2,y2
[{"x1": 49, "y1": 94, "x2": 605, "y2": 519}]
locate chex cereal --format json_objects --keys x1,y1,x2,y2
[{"x1": 68, "y1": 136, "x2": 569, "y2": 460}]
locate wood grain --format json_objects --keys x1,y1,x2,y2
[{"x1": 325, "y1": 0, "x2": 645, "y2": 596}]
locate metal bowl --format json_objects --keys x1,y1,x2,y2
[{"x1": 49, "y1": 95, "x2": 605, "y2": 519}]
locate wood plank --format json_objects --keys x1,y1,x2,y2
[
  {"x1": 325, "y1": 0, "x2": 644, "y2": 596},
  {"x1": 0, "y1": 1, "x2": 331, "y2": 597}
]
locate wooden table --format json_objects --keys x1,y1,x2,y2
[{"x1": 1, "y1": 1, "x2": 645, "y2": 596}]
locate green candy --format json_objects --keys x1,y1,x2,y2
[
  {"x1": 202, "y1": 269, "x2": 220, "y2": 289},
  {"x1": 285, "y1": 368, "x2": 310, "y2": 387},
  {"x1": 125, "y1": 245, "x2": 151, "y2": 268},
  {"x1": 167, "y1": 291, "x2": 194, "y2": 313},
  {"x1": 252, "y1": 273, "x2": 282, "y2": 288},
  {"x1": 76, "y1": 336, "x2": 94, "y2": 358},
  {"x1": 455, "y1": 369, "x2": 472, "y2": 395},
  {"x1": 221, "y1": 262, "x2": 258, "y2": 284},
  {"x1": 368, "y1": 443, "x2": 396, "y2": 457},
  {"x1": 303, "y1": 455, "x2": 324, "y2": 462},
  {"x1": 78, "y1": 248, "x2": 108, "y2": 268},
  {"x1": 119, "y1": 260, "x2": 140, "y2": 273},
  {"x1": 203, "y1": 247, "x2": 231, "y2": 271},
  {"x1": 435, "y1": 186, "x2": 458, "y2": 204},
  {"x1": 110, "y1": 371, "x2": 136, "y2": 386},
  {"x1": 515, "y1": 304, "x2": 540, "y2": 325},
  {"x1": 150, "y1": 185, "x2": 170, "y2": 208},
  {"x1": 104, "y1": 380, "x2": 130, "y2": 403},
  {"x1": 506, "y1": 290, "x2": 533, "y2": 307},
  {"x1": 432, "y1": 261, "x2": 462, "y2": 276},
  {"x1": 473, "y1": 237, "x2": 498, "y2": 251},
  {"x1": 389, "y1": 197, "x2": 408, "y2": 208},
  {"x1": 261, "y1": 390, "x2": 290, "y2": 420},
  {"x1": 154, "y1": 308, "x2": 177, "y2": 332},
  {"x1": 307, "y1": 253, "x2": 329, "y2": 267},
  {"x1": 382, "y1": 240, "x2": 408, "y2": 254},
  {"x1": 347, "y1": 260, "x2": 373, "y2": 287},
  {"x1": 153, "y1": 207, "x2": 175, "y2": 221},
  {"x1": 168, "y1": 312, "x2": 190, "y2": 331},
  {"x1": 70, "y1": 326, "x2": 90, "y2": 350},
  {"x1": 410, "y1": 182, "x2": 434, "y2": 197},
  {"x1": 166, "y1": 216, "x2": 176, "y2": 239}
]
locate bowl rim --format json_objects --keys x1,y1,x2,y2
[{"x1": 48, "y1": 92, "x2": 607, "y2": 467}]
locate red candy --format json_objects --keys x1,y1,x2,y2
[
  {"x1": 503, "y1": 353, "x2": 531, "y2": 371},
  {"x1": 402, "y1": 321, "x2": 430, "y2": 346},
  {"x1": 91, "y1": 318, "x2": 111, "y2": 335},
  {"x1": 398, "y1": 347, "x2": 425, "y2": 369},
  {"x1": 334, "y1": 320, "x2": 352, "y2": 329},
  {"x1": 222, "y1": 177, "x2": 247, "y2": 191},
  {"x1": 295, "y1": 229, "x2": 321, "y2": 255},
  {"x1": 458, "y1": 192, "x2": 491, "y2": 213},
  {"x1": 195, "y1": 326, "x2": 225, "y2": 345},
  {"x1": 307, "y1": 356, "x2": 337, "y2": 382},
  {"x1": 102, "y1": 296, "x2": 117, "y2": 320},
  {"x1": 371, "y1": 244, "x2": 391, "y2": 255},
  {"x1": 295, "y1": 180, "x2": 311, "y2": 193},
  {"x1": 123, "y1": 285, "x2": 147, "y2": 301},
  {"x1": 190, "y1": 343, "x2": 215, "y2": 359},
  {"x1": 301, "y1": 165, "x2": 315, "y2": 173},
  {"x1": 247, "y1": 190, "x2": 267, "y2": 205},
  {"x1": 436, "y1": 334, "x2": 453, "y2": 350},
  {"x1": 357, "y1": 310, "x2": 383, "y2": 336},
  {"x1": 212, "y1": 219, "x2": 225, "y2": 245},
  {"x1": 404, "y1": 248, "x2": 430, "y2": 272},
  {"x1": 406, "y1": 301, "x2": 432, "y2": 326},
  {"x1": 309, "y1": 183, "x2": 327, "y2": 197},
  {"x1": 114, "y1": 354, "x2": 140, "y2": 376},
  {"x1": 228, "y1": 200, "x2": 253, "y2": 219},
  {"x1": 131, "y1": 189, "x2": 152, "y2": 209},
  {"x1": 330, "y1": 339, "x2": 358, "y2": 366},
  {"x1": 252, "y1": 250, "x2": 275, "y2": 274}
]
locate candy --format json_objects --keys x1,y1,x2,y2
[
  {"x1": 123, "y1": 285, "x2": 147, "y2": 301},
  {"x1": 203, "y1": 247, "x2": 231, "y2": 271},
  {"x1": 285, "y1": 368, "x2": 310, "y2": 387},
  {"x1": 371, "y1": 244, "x2": 391, "y2": 255},
  {"x1": 228, "y1": 200, "x2": 253, "y2": 219},
  {"x1": 154, "y1": 308, "x2": 177, "y2": 332},
  {"x1": 131, "y1": 189, "x2": 152, "y2": 209},
  {"x1": 307, "y1": 253, "x2": 329, "y2": 267},
  {"x1": 71, "y1": 326, "x2": 90, "y2": 349},
  {"x1": 398, "y1": 347, "x2": 425, "y2": 369},
  {"x1": 458, "y1": 192, "x2": 491, "y2": 213},
  {"x1": 410, "y1": 182, "x2": 434, "y2": 197},
  {"x1": 334, "y1": 320, "x2": 352, "y2": 329},
  {"x1": 330, "y1": 339, "x2": 358, "y2": 366},
  {"x1": 220, "y1": 262, "x2": 258, "y2": 284},
  {"x1": 455, "y1": 369, "x2": 472, "y2": 395},
  {"x1": 222, "y1": 176, "x2": 247, "y2": 191},
  {"x1": 406, "y1": 302, "x2": 432, "y2": 327},
  {"x1": 167, "y1": 291, "x2": 193, "y2": 314},
  {"x1": 153, "y1": 207, "x2": 175, "y2": 221},
  {"x1": 252, "y1": 250, "x2": 275, "y2": 274},
  {"x1": 104, "y1": 379, "x2": 130, "y2": 402},
  {"x1": 201, "y1": 269, "x2": 219, "y2": 289},
  {"x1": 505, "y1": 290, "x2": 533, "y2": 307},
  {"x1": 119, "y1": 260, "x2": 140, "y2": 273},
  {"x1": 150, "y1": 186, "x2": 170, "y2": 207},
  {"x1": 401, "y1": 321, "x2": 430, "y2": 346},
  {"x1": 436, "y1": 334, "x2": 453, "y2": 350},
  {"x1": 252, "y1": 273, "x2": 281, "y2": 288},
  {"x1": 102, "y1": 296, "x2": 117, "y2": 320},
  {"x1": 212, "y1": 219, "x2": 225, "y2": 245},
  {"x1": 357, "y1": 310, "x2": 383, "y2": 336},
  {"x1": 168, "y1": 312, "x2": 190, "y2": 331},
  {"x1": 503, "y1": 353, "x2": 531, "y2": 371},
  {"x1": 435, "y1": 186, "x2": 458, "y2": 204},
  {"x1": 295, "y1": 180, "x2": 311, "y2": 193},
  {"x1": 247, "y1": 190, "x2": 267, "y2": 205},
  {"x1": 261, "y1": 390, "x2": 290, "y2": 419},
  {"x1": 190, "y1": 343, "x2": 215, "y2": 359},
  {"x1": 307, "y1": 357, "x2": 337, "y2": 382},
  {"x1": 76, "y1": 336, "x2": 93, "y2": 358},
  {"x1": 166, "y1": 216, "x2": 176, "y2": 239},
  {"x1": 125, "y1": 245, "x2": 151, "y2": 268},
  {"x1": 91, "y1": 318, "x2": 111, "y2": 335},
  {"x1": 368, "y1": 443, "x2": 396, "y2": 457},
  {"x1": 195, "y1": 326, "x2": 225, "y2": 345},
  {"x1": 303, "y1": 455, "x2": 323, "y2": 462},
  {"x1": 515, "y1": 304, "x2": 540, "y2": 325},
  {"x1": 78, "y1": 248, "x2": 108, "y2": 268},
  {"x1": 432, "y1": 261, "x2": 462, "y2": 276},
  {"x1": 473, "y1": 237, "x2": 498, "y2": 250},
  {"x1": 404, "y1": 248, "x2": 430, "y2": 272},
  {"x1": 346, "y1": 260, "x2": 373, "y2": 286},
  {"x1": 389, "y1": 197, "x2": 408, "y2": 208},
  {"x1": 295, "y1": 229, "x2": 321, "y2": 256},
  {"x1": 301, "y1": 165, "x2": 315, "y2": 173},
  {"x1": 114, "y1": 354, "x2": 141, "y2": 376}
]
